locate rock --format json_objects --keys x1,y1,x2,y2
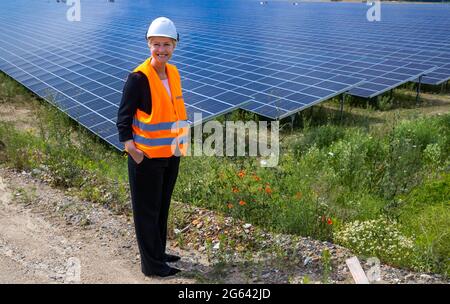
[
  {"x1": 420, "y1": 274, "x2": 432, "y2": 281},
  {"x1": 261, "y1": 272, "x2": 271, "y2": 279},
  {"x1": 243, "y1": 223, "x2": 252, "y2": 229},
  {"x1": 213, "y1": 242, "x2": 220, "y2": 250},
  {"x1": 31, "y1": 168, "x2": 42, "y2": 176},
  {"x1": 311, "y1": 256, "x2": 320, "y2": 263},
  {"x1": 303, "y1": 257, "x2": 312, "y2": 266}
]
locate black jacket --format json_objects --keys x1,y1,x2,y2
[{"x1": 116, "y1": 71, "x2": 152, "y2": 142}]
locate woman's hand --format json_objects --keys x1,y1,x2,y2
[{"x1": 124, "y1": 140, "x2": 144, "y2": 164}]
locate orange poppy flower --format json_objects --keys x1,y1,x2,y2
[
  {"x1": 232, "y1": 187, "x2": 239, "y2": 193},
  {"x1": 253, "y1": 175, "x2": 261, "y2": 181},
  {"x1": 227, "y1": 203, "x2": 234, "y2": 209},
  {"x1": 327, "y1": 218, "x2": 333, "y2": 225},
  {"x1": 238, "y1": 170, "x2": 246, "y2": 178},
  {"x1": 265, "y1": 185, "x2": 272, "y2": 194},
  {"x1": 239, "y1": 200, "x2": 246, "y2": 206}
]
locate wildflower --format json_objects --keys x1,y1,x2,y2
[
  {"x1": 232, "y1": 187, "x2": 239, "y2": 193},
  {"x1": 253, "y1": 175, "x2": 261, "y2": 181},
  {"x1": 227, "y1": 203, "x2": 233, "y2": 209},
  {"x1": 238, "y1": 170, "x2": 246, "y2": 178},
  {"x1": 265, "y1": 185, "x2": 272, "y2": 194},
  {"x1": 239, "y1": 200, "x2": 246, "y2": 206},
  {"x1": 327, "y1": 218, "x2": 333, "y2": 225}
]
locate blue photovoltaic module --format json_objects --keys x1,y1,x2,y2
[{"x1": 0, "y1": 1, "x2": 449, "y2": 148}]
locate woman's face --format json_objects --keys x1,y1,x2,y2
[{"x1": 148, "y1": 37, "x2": 175, "y2": 65}]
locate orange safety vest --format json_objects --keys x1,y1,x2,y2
[{"x1": 131, "y1": 57, "x2": 189, "y2": 158}]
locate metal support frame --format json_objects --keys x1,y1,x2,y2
[
  {"x1": 441, "y1": 80, "x2": 449, "y2": 94},
  {"x1": 289, "y1": 114, "x2": 296, "y2": 132},
  {"x1": 416, "y1": 75, "x2": 422, "y2": 104},
  {"x1": 340, "y1": 93, "x2": 345, "y2": 123}
]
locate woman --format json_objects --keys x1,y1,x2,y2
[{"x1": 116, "y1": 17, "x2": 189, "y2": 277}]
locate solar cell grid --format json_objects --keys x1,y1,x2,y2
[{"x1": 1, "y1": 0, "x2": 449, "y2": 149}]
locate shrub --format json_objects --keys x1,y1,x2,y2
[
  {"x1": 392, "y1": 117, "x2": 443, "y2": 151},
  {"x1": 330, "y1": 190, "x2": 386, "y2": 222},
  {"x1": 379, "y1": 134, "x2": 423, "y2": 199},
  {"x1": 334, "y1": 216, "x2": 417, "y2": 269},
  {"x1": 327, "y1": 129, "x2": 385, "y2": 192},
  {"x1": 292, "y1": 124, "x2": 346, "y2": 157}
]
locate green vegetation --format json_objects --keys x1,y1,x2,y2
[
  {"x1": 0, "y1": 72, "x2": 449, "y2": 277},
  {"x1": 0, "y1": 73, "x2": 130, "y2": 215}
]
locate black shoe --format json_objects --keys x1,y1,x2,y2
[
  {"x1": 159, "y1": 267, "x2": 181, "y2": 277},
  {"x1": 164, "y1": 254, "x2": 181, "y2": 263},
  {"x1": 143, "y1": 267, "x2": 181, "y2": 278}
]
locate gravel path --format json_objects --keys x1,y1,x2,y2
[{"x1": 0, "y1": 167, "x2": 198, "y2": 284}]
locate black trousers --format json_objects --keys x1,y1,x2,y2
[{"x1": 127, "y1": 154, "x2": 180, "y2": 276}]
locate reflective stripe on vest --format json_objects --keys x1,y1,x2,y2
[
  {"x1": 132, "y1": 118, "x2": 189, "y2": 132},
  {"x1": 133, "y1": 134, "x2": 190, "y2": 147}
]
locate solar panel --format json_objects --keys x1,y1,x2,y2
[
  {"x1": 240, "y1": 72, "x2": 364, "y2": 119},
  {"x1": 0, "y1": 1, "x2": 254, "y2": 149},
  {"x1": 1, "y1": 0, "x2": 449, "y2": 148}
]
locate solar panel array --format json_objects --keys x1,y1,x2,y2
[{"x1": 0, "y1": 0, "x2": 449, "y2": 149}]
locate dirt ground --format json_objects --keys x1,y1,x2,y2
[{"x1": 0, "y1": 167, "x2": 201, "y2": 284}]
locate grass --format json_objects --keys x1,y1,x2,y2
[
  {"x1": 395, "y1": 174, "x2": 450, "y2": 275},
  {"x1": 0, "y1": 73, "x2": 130, "y2": 215},
  {"x1": 0, "y1": 71, "x2": 449, "y2": 277}
]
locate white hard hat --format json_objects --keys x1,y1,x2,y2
[{"x1": 146, "y1": 17, "x2": 179, "y2": 41}]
